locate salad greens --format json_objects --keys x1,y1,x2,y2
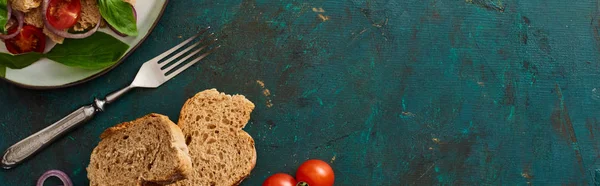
[
  {"x1": 46, "y1": 32, "x2": 130, "y2": 69},
  {"x1": 98, "y1": 0, "x2": 138, "y2": 36},
  {"x1": 0, "y1": 0, "x2": 7, "y2": 33},
  {"x1": 0, "y1": 52, "x2": 42, "y2": 69},
  {"x1": 0, "y1": 32, "x2": 129, "y2": 71}
]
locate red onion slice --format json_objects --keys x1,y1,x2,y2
[
  {"x1": 108, "y1": 5, "x2": 137, "y2": 37},
  {"x1": 0, "y1": 6, "x2": 24, "y2": 40},
  {"x1": 42, "y1": 0, "x2": 99, "y2": 39},
  {"x1": 36, "y1": 170, "x2": 73, "y2": 186}
]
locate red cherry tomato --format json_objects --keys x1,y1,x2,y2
[
  {"x1": 4, "y1": 25, "x2": 47, "y2": 54},
  {"x1": 296, "y1": 160, "x2": 334, "y2": 186},
  {"x1": 263, "y1": 173, "x2": 297, "y2": 186},
  {"x1": 46, "y1": 0, "x2": 82, "y2": 29}
]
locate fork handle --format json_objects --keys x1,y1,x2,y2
[
  {"x1": 1, "y1": 101, "x2": 102, "y2": 169},
  {"x1": 106, "y1": 85, "x2": 134, "y2": 104},
  {"x1": 0, "y1": 84, "x2": 133, "y2": 169}
]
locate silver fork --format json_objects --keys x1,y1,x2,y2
[{"x1": 1, "y1": 27, "x2": 219, "y2": 169}]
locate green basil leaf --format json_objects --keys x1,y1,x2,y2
[
  {"x1": 45, "y1": 32, "x2": 129, "y2": 70},
  {"x1": 0, "y1": 65, "x2": 5, "y2": 77},
  {"x1": 0, "y1": 0, "x2": 8, "y2": 33},
  {"x1": 0, "y1": 52, "x2": 43, "y2": 69},
  {"x1": 98, "y1": 0, "x2": 138, "y2": 36}
]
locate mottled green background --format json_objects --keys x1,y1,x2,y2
[{"x1": 2, "y1": 0, "x2": 600, "y2": 185}]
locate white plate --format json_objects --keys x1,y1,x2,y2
[{"x1": 0, "y1": 1, "x2": 168, "y2": 89}]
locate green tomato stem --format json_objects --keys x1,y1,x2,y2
[{"x1": 297, "y1": 182, "x2": 309, "y2": 186}]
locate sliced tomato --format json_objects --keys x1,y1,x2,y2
[
  {"x1": 46, "y1": 0, "x2": 82, "y2": 29},
  {"x1": 4, "y1": 25, "x2": 47, "y2": 54}
]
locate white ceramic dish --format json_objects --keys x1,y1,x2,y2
[{"x1": 0, "y1": 1, "x2": 168, "y2": 89}]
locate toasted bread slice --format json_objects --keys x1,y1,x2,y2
[
  {"x1": 43, "y1": 27, "x2": 64, "y2": 44},
  {"x1": 74, "y1": 0, "x2": 101, "y2": 31},
  {"x1": 23, "y1": 7, "x2": 43, "y2": 28},
  {"x1": 87, "y1": 114, "x2": 193, "y2": 186},
  {"x1": 172, "y1": 89, "x2": 256, "y2": 186},
  {"x1": 9, "y1": 0, "x2": 41, "y2": 13}
]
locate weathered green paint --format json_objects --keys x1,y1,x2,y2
[{"x1": 1, "y1": 0, "x2": 600, "y2": 185}]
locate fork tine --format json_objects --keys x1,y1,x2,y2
[
  {"x1": 148, "y1": 27, "x2": 210, "y2": 63},
  {"x1": 159, "y1": 33, "x2": 214, "y2": 68},
  {"x1": 162, "y1": 38, "x2": 218, "y2": 73},
  {"x1": 165, "y1": 45, "x2": 221, "y2": 80}
]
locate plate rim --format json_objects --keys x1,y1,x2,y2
[{"x1": 0, "y1": 0, "x2": 169, "y2": 90}]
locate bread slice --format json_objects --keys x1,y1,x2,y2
[
  {"x1": 74, "y1": 0, "x2": 101, "y2": 31},
  {"x1": 172, "y1": 89, "x2": 256, "y2": 186},
  {"x1": 43, "y1": 27, "x2": 65, "y2": 44},
  {"x1": 24, "y1": 7, "x2": 43, "y2": 28},
  {"x1": 9, "y1": 0, "x2": 41, "y2": 13},
  {"x1": 87, "y1": 114, "x2": 193, "y2": 186}
]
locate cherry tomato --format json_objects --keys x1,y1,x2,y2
[
  {"x1": 46, "y1": 0, "x2": 82, "y2": 29},
  {"x1": 263, "y1": 173, "x2": 297, "y2": 186},
  {"x1": 295, "y1": 160, "x2": 334, "y2": 186},
  {"x1": 4, "y1": 25, "x2": 47, "y2": 54}
]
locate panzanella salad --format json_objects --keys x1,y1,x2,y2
[{"x1": 0, "y1": 0, "x2": 137, "y2": 70}]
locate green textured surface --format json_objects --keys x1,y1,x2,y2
[{"x1": 2, "y1": 0, "x2": 600, "y2": 185}]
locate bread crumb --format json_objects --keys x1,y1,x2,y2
[
  {"x1": 401, "y1": 112, "x2": 415, "y2": 118},
  {"x1": 256, "y1": 80, "x2": 265, "y2": 88},
  {"x1": 262, "y1": 89, "x2": 270, "y2": 96},
  {"x1": 256, "y1": 80, "x2": 273, "y2": 108},
  {"x1": 521, "y1": 172, "x2": 533, "y2": 179},
  {"x1": 318, "y1": 14, "x2": 330, "y2": 22},
  {"x1": 266, "y1": 100, "x2": 273, "y2": 108},
  {"x1": 312, "y1": 7, "x2": 325, "y2": 13}
]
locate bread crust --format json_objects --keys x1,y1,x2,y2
[
  {"x1": 233, "y1": 131, "x2": 257, "y2": 186},
  {"x1": 174, "y1": 89, "x2": 256, "y2": 186},
  {"x1": 88, "y1": 114, "x2": 192, "y2": 186}
]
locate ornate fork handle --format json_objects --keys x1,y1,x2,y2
[
  {"x1": 1, "y1": 101, "x2": 100, "y2": 169},
  {"x1": 0, "y1": 87, "x2": 130, "y2": 169}
]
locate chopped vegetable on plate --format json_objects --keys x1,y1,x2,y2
[{"x1": 0, "y1": 0, "x2": 138, "y2": 70}]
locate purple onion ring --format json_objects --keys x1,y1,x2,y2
[
  {"x1": 36, "y1": 170, "x2": 73, "y2": 186},
  {"x1": 0, "y1": 5, "x2": 24, "y2": 40}
]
